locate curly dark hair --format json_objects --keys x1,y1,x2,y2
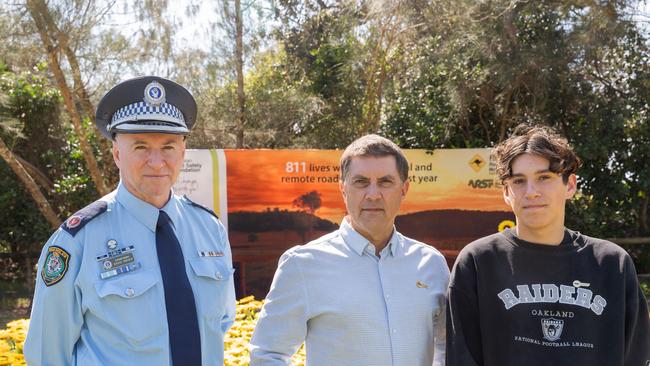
[{"x1": 493, "y1": 124, "x2": 582, "y2": 183}]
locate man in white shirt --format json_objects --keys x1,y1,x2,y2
[{"x1": 250, "y1": 134, "x2": 449, "y2": 366}]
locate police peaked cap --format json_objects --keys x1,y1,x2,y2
[{"x1": 95, "y1": 76, "x2": 197, "y2": 139}]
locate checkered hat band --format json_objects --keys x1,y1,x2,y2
[
  {"x1": 108, "y1": 102, "x2": 186, "y2": 131},
  {"x1": 110, "y1": 123, "x2": 189, "y2": 134}
]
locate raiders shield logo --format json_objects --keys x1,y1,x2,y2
[{"x1": 541, "y1": 318, "x2": 564, "y2": 341}]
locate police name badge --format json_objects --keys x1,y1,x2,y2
[
  {"x1": 198, "y1": 250, "x2": 224, "y2": 257},
  {"x1": 97, "y1": 240, "x2": 141, "y2": 280},
  {"x1": 42, "y1": 246, "x2": 70, "y2": 286}
]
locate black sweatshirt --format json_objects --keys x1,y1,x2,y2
[{"x1": 446, "y1": 228, "x2": 650, "y2": 366}]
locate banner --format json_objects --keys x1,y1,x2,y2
[{"x1": 175, "y1": 149, "x2": 514, "y2": 296}]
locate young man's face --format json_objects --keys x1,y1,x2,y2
[
  {"x1": 113, "y1": 133, "x2": 186, "y2": 208},
  {"x1": 340, "y1": 155, "x2": 409, "y2": 240},
  {"x1": 503, "y1": 153, "x2": 577, "y2": 237}
]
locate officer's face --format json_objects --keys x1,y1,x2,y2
[
  {"x1": 113, "y1": 133, "x2": 186, "y2": 208},
  {"x1": 340, "y1": 155, "x2": 409, "y2": 241}
]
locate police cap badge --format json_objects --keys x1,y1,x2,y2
[{"x1": 95, "y1": 76, "x2": 197, "y2": 139}]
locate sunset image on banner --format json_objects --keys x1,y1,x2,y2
[
  {"x1": 225, "y1": 149, "x2": 346, "y2": 223},
  {"x1": 225, "y1": 149, "x2": 511, "y2": 218},
  {"x1": 224, "y1": 148, "x2": 513, "y2": 291}
]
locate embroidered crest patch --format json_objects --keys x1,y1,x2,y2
[
  {"x1": 66, "y1": 215, "x2": 82, "y2": 229},
  {"x1": 42, "y1": 246, "x2": 70, "y2": 286},
  {"x1": 541, "y1": 317, "x2": 564, "y2": 342}
]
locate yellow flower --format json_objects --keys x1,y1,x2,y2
[
  {"x1": 0, "y1": 297, "x2": 305, "y2": 366},
  {"x1": 0, "y1": 319, "x2": 29, "y2": 366}
]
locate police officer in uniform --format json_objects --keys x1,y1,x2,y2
[{"x1": 24, "y1": 76, "x2": 236, "y2": 366}]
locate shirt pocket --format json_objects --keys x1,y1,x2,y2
[
  {"x1": 93, "y1": 269, "x2": 164, "y2": 344},
  {"x1": 189, "y1": 257, "x2": 234, "y2": 319}
]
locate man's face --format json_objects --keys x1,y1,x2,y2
[
  {"x1": 503, "y1": 153, "x2": 576, "y2": 235},
  {"x1": 113, "y1": 133, "x2": 186, "y2": 207},
  {"x1": 340, "y1": 155, "x2": 409, "y2": 239}
]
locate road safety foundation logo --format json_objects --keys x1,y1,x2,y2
[{"x1": 541, "y1": 318, "x2": 564, "y2": 341}]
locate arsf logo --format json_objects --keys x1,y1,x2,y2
[
  {"x1": 468, "y1": 179, "x2": 503, "y2": 189},
  {"x1": 468, "y1": 179, "x2": 494, "y2": 189}
]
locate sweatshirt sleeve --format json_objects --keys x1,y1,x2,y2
[
  {"x1": 446, "y1": 249, "x2": 483, "y2": 366},
  {"x1": 622, "y1": 255, "x2": 650, "y2": 366}
]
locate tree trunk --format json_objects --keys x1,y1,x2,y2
[
  {"x1": 0, "y1": 137, "x2": 61, "y2": 229},
  {"x1": 15, "y1": 155, "x2": 54, "y2": 191},
  {"x1": 55, "y1": 18, "x2": 119, "y2": 188},
  {"x1": 362, "y1": 7, "x2": 402, "y2": 135},
  {"x1": 234, "y1": 0, "x2": 246, "y2": 148},
  {"x1": 43, "y1": 9, "x2": 117, "y2": 187},
  {"x1": 27, "y1": 0, "x2": 111, "y2": 196}
]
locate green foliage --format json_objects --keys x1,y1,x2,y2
[
  {"x1": 381, "y1": 40, "x2": 454, "y2": 148},
  {"x1": 271, "y1": 2, "x2": 370, "y2": 147},
  {"x1": 1, "y1": 63, "x2": 64, "y2": 170},
  {"x1": 0, "y1": 160, "x2": 52, "y2": 256},
  {"x1": 50, "y1": 123, "x2": 99, "y2": 217},
  {"x1": 0, "y1": 66, "x2": 98, "y2": 276},
  {"x1": 288, "y1": 33, "x2": 365, "y2": 148},
  {"x1": 378, "y1": 0, "x2": 650, "y2": 240},
  {"x1": 0, "y1": 67, "x2": 60, "y2": 257},
  {"x1": 640, "y1": 280, "x2": 650, "y2": 299}
]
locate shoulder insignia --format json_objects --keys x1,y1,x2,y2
[
  {"x1": 183, "y1": 195, "x2": 219, "y2": 219},
  {"x1": 42, "y1": 246, "x2": 70, "y2": 286},
  {"x1": 61, "y1": 200, "x2": 108, "y2": 237}
]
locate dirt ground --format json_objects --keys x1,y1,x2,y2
[{"x1": 0, "y1": 292, "x2": 31, "y2": 327}]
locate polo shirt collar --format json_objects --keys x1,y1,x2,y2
[{"x1": 339, "y1": 217, "x2": 399, "y2": 257}]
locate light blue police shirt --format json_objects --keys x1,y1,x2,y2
[
  {"x1": 24, "y1": 182, "x2": 236, "y2": 366},
  {"x1": 249, "y1": 218, "x2": 449, "y2": 366}
]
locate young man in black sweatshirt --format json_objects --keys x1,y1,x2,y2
[{"x1": 446, "y1": 125, "x2": 650, "y2": 366}]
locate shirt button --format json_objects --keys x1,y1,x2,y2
[
  {"x1": 392, "y1": 329, "x2": 397, "y2": 334},
  {"x1": 216, "y1": 272, "x2": 223, "y2": 280},
  {"x1": 125, "y1": 288, "x2": 135, "y2": 297}
]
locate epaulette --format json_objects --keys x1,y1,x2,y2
[
  {"x1": 61, "y1": 200, "x2": 108, "y2": 237},
  {"x1": 183, "y1": 195, "x2": 219, "y2": 219}
]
